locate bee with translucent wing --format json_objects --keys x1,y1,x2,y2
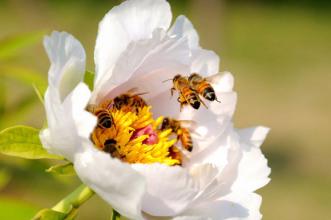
[
  {"x1": 160, "y1": 117, "x2": 197, "y2": 152},
  {"x1": 188, "y1": 72, "x2": 222, "y2": 103},
  {"x1": 113, "y1": 88, "x2": 147, "y2": 115},
  {"x1": 166, "y1": 74, "x2": 207, "y2": 111},
  {"x1": 87, "y1": 104, "x2": 120, "y2": 157}
]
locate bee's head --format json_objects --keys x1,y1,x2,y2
[
  {"x1": 114, "y1": 95, "x2": 129, "y2": 108},
  {"x1": 161, "y1": 117, "x2": 170, "y2": 129},
  {"x1": 113, "y1": 96, "x2": 122, "y2": 109},
  {"x1": 104, "y1": 139, "x2": 118, "y2": 154},
  {"x1": 173, "y1": 74, "x2": 181, "y2": 83},
  {"x1": 188, "y1": 73, "x2": 198, "y2": 81}
]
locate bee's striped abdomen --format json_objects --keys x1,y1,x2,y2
[
  {"x1": 96, "y1": 110, "x2": 113, "y2": 129},
  {"x1": 180, "y1": 128, "x2": 193, "y2": 152},
  {"x1": 182, "y1": 87, "x2": 200, "y2": 109}
]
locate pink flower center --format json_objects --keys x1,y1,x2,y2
[{"x1": 131, "y1": 125, "x2": 158, "y2": 145}]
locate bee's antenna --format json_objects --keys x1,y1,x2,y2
[
  {"x1": 162, "y1": 78, "x2": 173, "y2": 83},
  {"x1": 215, "y1": 98, "x2": 222, "y2": 103}
]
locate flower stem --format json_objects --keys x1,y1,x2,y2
[
  {"x1": 111, "y1": 209, "x2": 121, "y2": 220},
  {"x1": 52, "y1": 184, "x2": 94, "y2": 214}
]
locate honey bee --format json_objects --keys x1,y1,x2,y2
[
  {"x1": 161, "y1": 117, "x2": 193, "y2": 152},
  {"x1": 91, "y1": 123, "x2": 118, "y2": 150},
  {"x1": 87, "y1": 104, "x2": 118, "y2": 152},
  {"x1": 168, "y1": 145, "x2": 182, "y2": 165},
  {"x1": 87, "y1": 105, "x2": 116, "y2": 129},
  {"x1": 176, "y1": 94, "x2": 189, "y2": 111},
  {"x1": 188, "y1": 73, "x2": 221, "y2": 102},
  {"x1": 103, "y1": 138, "x2": 122, "y2": 159},
  {"x1": 113, "y1": 89, "x2": 147, "y2": 114},
  {"x1": 169, "y1": 75, "x2": 207, "y2": 110}
]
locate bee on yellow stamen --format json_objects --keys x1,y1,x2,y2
[{"x1": 88, "y1": 93, "x2": 194, "y2": 166}]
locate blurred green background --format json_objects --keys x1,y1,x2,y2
[{"x1": 0, "y1": 0, "x2": 330, "y2": 219}]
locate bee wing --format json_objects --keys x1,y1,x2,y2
[
  {"x1": 126, "y1": 87, "x2": 149, "y2": 96},
  {"x1": 126, "y1": 87, "x2": 140, "y2": 94},
  {"x1": 179, "y1": 120, "x2": 204, "y2": 138},
  {"x1": 179, "y1": 120, "x2": 198, "y2": 130},
  {"x1": 86, "y1": 104, "x2": 97, "y2": 112},
  {"x1": 205, "y1": 72, "x2": 224, "y2": 84}
]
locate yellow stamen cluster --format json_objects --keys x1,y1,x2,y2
[{"x1": 91, "y1": 104, "x2": 181, "y2": 166}]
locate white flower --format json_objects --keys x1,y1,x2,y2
[{"x1": 40, "y1": 0, "x2": 271, "y2": 219}]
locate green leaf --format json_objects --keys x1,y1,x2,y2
[
  {"x1": 46, "y1": 163, "x2": 76, "y2": 176},
  {"x1": 0, "y1": 125, "x2": 63, "y2": 160},
  {"x1": 32, "y1": 209, "x2": 67, "y2": 220},
  {"x1": 84, "y1": 70, "x2": 94, "y2": 91},
  {"x1": 0, "y1": 31, "x2": 45, "y2": 60}
]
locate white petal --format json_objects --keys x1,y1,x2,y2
[
  {"x1": 143, "y1": 214, "x2": 209, "y2": 220},
  {"x1": 168, "y1": 16, "x2": 220, "y2": 77},
  {"x1": 148, "y1": 90, "x2": 182, "y2": 119},
  {"x1": 186, "y1": 127, "x2": 242, "y2": 202},
  {"x1": 190, "y1": 164, "x2": 219, "y2": 190},
  {"x1": 94, "y1": 0, "x2": 172, "y2": 92},
  {"x1": 190, "y1": 49, "x2": 220, "y2": 77},
  {"x1": 132, "y1": 163, "x2": 199, "y2": 216},
  {"x1": 173, "y1": 216, "x2": 210, "y2": 220},
  {"x1": 74, "y1": 148, "x2": 146, "y2": 220},
  {"x1": 168, "y1": 15, "x2": 199, "y2": 49},
  {"x1": 94, "y1": 29, "x2": 190, "y2": 103},
  {"x1": 231, "y1": 127, "x2": 271, "y2": 193},
  {"x1": 44, "y1": 31, "x2": 86, "y2": 101},
  {"x1": 237, "y1": 126, "x2": 270, "y2": 148},
  {"x1": 185, "y1": 126, "x2": 237, "y2": 166},
  {"x1": 40, "y1": 83, "x2": 96, "y2": 161},
  {"x1": 182, "y1": 192, "x2": 263, "y2": 220},
  {"x1": 189, "y1": 163, "x2": 224, "y2": 205}
]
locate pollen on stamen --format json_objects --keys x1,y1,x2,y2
[{"x1": 89, "y1": 98, "x2": 182, "y2": 166}]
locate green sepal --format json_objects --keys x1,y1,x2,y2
[
  {"x1": 84, "y1": 70, "x2": 94, "y2": 91},
  {"x1": 0, "y1": 125, "x2": 63, "y2": 160},
  {"x1": 33, "y1": 185, "x2": 94, "y2": 220},
  {"x1": 111, "y1": 209, "x2": 121, "y2": 220},
  {"x1": 32, "y1": 209, "x2": 67, "y2": 220},
  {"x1": 32, "y1": 207, "x2": 78, "y2": 220},
  {"x1": 46, "y1": 162, "x2": 76, "y2": 176},
  {"x1": 64, "y1": 208, "x2": 78, "y2": 220}
]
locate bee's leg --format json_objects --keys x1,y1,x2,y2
[
  {"x1": 171, "y1": 87, "x2": 176, "y2": 96},
  {"x1": 177, "y1": 96, "x2": 187, "y2": 112},
  {"x1": 176, "y1": 129, "x2": 183, "y2": 141},
  {"x1": 169, "y1": 145, "x2": 182, "y2": 165},
  {"x1": 215, "y1": 97, "x2": 222, "y2": 103},
  {"x1": 111, "y1": 115, "x2": 117, "y2": 129},
  {"x1": 199, "y1": 96, "x2": 208, "y2": 109},
  {"x1": 177, "y1": 97, "x2": 182, "y2": 103}
]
